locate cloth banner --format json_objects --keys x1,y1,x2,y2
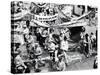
[{"x1": 32, "y1": 14, "x2": 58, "y2": 21}]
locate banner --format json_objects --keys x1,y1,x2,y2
[{"x1": 33, "y1": 14, "x2": 58, "y2": 21}]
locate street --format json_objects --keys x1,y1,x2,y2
[
  {"x1": 30, "y1": 52, "x2": 96, "y2": 73},
  {"x1": 66, "y1": 56, "x2": 95, "y2": 71}
]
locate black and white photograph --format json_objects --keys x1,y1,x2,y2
[{"x1": 11, "y1": 1, "x2": 98, "y2": 74}]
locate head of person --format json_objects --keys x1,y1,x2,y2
[
  {"x1": 26, "y1": 20, "x2": 30, "y2": 28},
  {"x1": 49, "y1": 8, "x2": 54, "y2": 15},
  {"x1": 50, "y1": 28, "x2": 54, "y2": 33},
  {"x1": 29, "y1": 33, "x2": 32, "y2": 36},
  {"x1": 64, "y1": 36, "x2": 67, "y2": 41},
  {"x1": 85, "y1": 33, "x2": 89, "y2": 37},
  {"x1": 91, "y1": 32, "x2": 93, "y2": 35}
]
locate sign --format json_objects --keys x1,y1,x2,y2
[{"x1": 32, "y1": 14, "x2": 58, "y2": 21}]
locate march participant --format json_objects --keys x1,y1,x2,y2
[
  {"x1": 40, "y1": 29, "x2": 48, "y2": 47},
  {"x1": 48, "y1": 41, "x2": 58, "y2": 62},
  {"x1": 48, "y1": 28, "x2": 54, "y2": 42},
  {"x1": 34, "y1": 43, "x2": 43, "y2": 58},
  {"x1": 14, "y1": 53, "x2": 27, "y2": 73},
  {"x1": 34, "y1": 43, "x2": 44, "y2": 70},
  {"x1": 25, "y1": 33, "x2": 36, "y2": 48},
  {"x1": 60, "y1": 36, "x2": 69, "y2": 64},
  {"x1": 22, "y1": 25, "x2": 29, "y2": 35},
  {"x1": 90, "y1": 32, "x2": 96, "y2": 51},
  {"x1": 56, "y1": 56, "x2": 66, "y2": 71},
  {"x1": 60, "y1": 36, "x2": 69, "y2": 52},
  {"x1": 84, "y1": 33, "x2": 90, "y2": 57}
]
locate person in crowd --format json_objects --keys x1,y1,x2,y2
[
  {"x1": 90, "y1": 32, "x2": 96, "y2": 52},
  {"x1": 41, "y1": 29, "x2": 48, "y2": 37},
  {"x1": 95, "y1": 30, "x2": 97, "y2": 50},
  {"x1": 39, "y1": 29, "x2": 48, "y2": 47},
  {"x1": 78, "y1": 35, "x2": 88, "y2": 56},
  {"x1": 56, "y1": 55, "x2": 66, "y2": 71},
  {"x1": 84, "y1": 33, "x2": 90, "y2": 57},
  {"x1": 60, "y1": 36, "x2": 69, "y2": 64},
  {"x1": 60, "y1": 36, "x2": 69, "y2": 52},
  {"x1": 24, "y1": 33, "x2": 36, "y2": 56},
  {"x1": 59, "y1": 33, "x2": 64, "y2": 41},
  {"x1": 48, "y1": 41, "x2": 58, "y2": 62},
  {"x1": 22, "y1": 24, "x2": 29, "y2": 35},
  {"x1": 52, "y1": 34, "x2": 60, "y2": 45},
  {"x1": 43, "y1": 9, "x2": 47, "y2": 16},
  {"x1": 60, "y1": 29, "x2": 66, "y2": 41},
  {"x1": 49, "y1": 8, "x2": 55, "y2": 16},
  {"x1": 34, "y1": 43, "x2": 45, "y2": 70},
  {"x1": 64, "y1": 29, "x2": 70, "y2": 40},
  {"x1": 17, "y1": 44, "x2": 29, "y2": 60},
  {"x1": 30, "y1": 35, "x2": 37, "y2": 48},
  {"x1": 80, "y1": 32, "x2": 84, "y2": 40},
  {"x1": 34, "y1": 43, "x2": 43, "y2": 57},
  {"x1": 24, "y1": 34, "x2": 30, "y2": 43},
  {"x1": 49, "y1": 28, "x2": 55, "y2": 42},
  {"x1": 22, "y1": 23, "x2": 30, "y2": 45},
  {"x1": 26, "y1": 20, "x2": 30, "y2": 28},
  {"x1": 35, "y1": 27, "x2": 44, "y2": 46},
  {"x1": 14, "y1": 53, "x2": 27, "y2": 73},
  {"x1": 25, "y1": 33, "x2": 34, "y2": 45}
]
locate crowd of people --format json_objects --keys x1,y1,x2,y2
[
  {"x1": 11, "y1": 19, "x2": 72, "y2": 73},
  {"x1": 78, "y1": 31, "x2": 97, "y2": 57},
  {"x1": 11, "y1": 1, "x2": 97, "y2": 74},
  {"x1": 11, "y1": 19, "x2": 97, "y2": 73}
]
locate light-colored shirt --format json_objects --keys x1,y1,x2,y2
[
  {"x1": 60, "y1": 40, "x2": 68, "y2": 51},
  {"x1": 49, "y1": 42, "x2": 56, "y2": 50}
]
